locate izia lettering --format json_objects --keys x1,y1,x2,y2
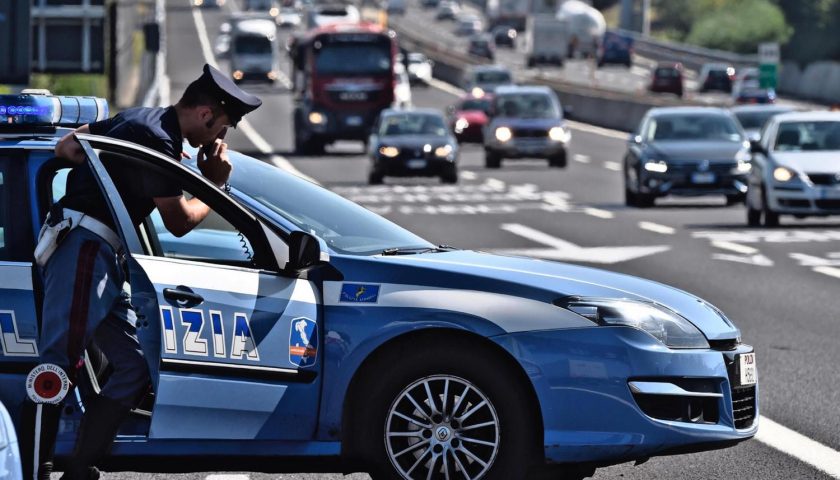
[
  {"x1": 160, "y1": 307, "x2": 260, "y2": 361},
  {"x1": 0, "y1": 310, "x2": 38, "y2": 357}
]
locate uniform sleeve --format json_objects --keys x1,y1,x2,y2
[{"x1": 87, "y1": 116, "x2": 116, "y2": 135}]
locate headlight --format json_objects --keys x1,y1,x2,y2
[
  {"x1": 194, "y1": 0, "x2": 203, "y2": 5},
  {"x1": 644, "y1": 161, "x2": 668, "y2": 173},
  {"x1": 495, "y1": 127, "x2": 512, "y2": 142},
  {"x1": 435, "y1": 145, "x2": 453, "y2": 157},
  {"x1": 735, "y1": 148, "x2": 751, "y2": 162},
  {"x1": 379, "y1": 146, "x2": 400, "y2": 158},
  {"x1": 773, "y1": 166, "x2": 794, "y2": 182},
  {"x1": 548, "y1": 126, "x2": 569, "y2": 142},
  {"x1": 455, "y1": 117, "x2": 469, "y2": 132},
  {"x1": 232, "y1": 70, "x2": 244, "y2": 80},
  {"x1": 559, "y1": 297, "x2": 710, "y2": 349},
  {"x1": 308, "y1": 112, "x2": 325, "y2": 125},
  {"x1": 471, "y1": 87, "x2": 485, "y2": 98},
  {"x1": 269, "y1": 6, "x2": 279, "y2": 16},
  {"x1": 734, "y1": 160, "x2": 752, "y2": 173}
]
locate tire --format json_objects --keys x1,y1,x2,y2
[
  {"x1": 527, "y1": 57, "x2": 535, "y2": 68},
  {"x1": 549, "y1": 150, "x2": 567, "y2": 168},
  {"x1": 725, "y1": 194, "x2": 746, "y2": 206},
  {"x1": 485, "y1": 150, "x2": 502, "y2": 169},
  {"x1": 761, "y1": 188, "x2": 780, "y2": 227},
  {"x1": 624, "y1": 185, "x2": 637, "y2": 207},
  {"x1": 368, "y1": 171, "x2": 384, "y2": 185},
  {"x1": 441, "y1": 166, "x2": 458, "y2": 184},
  {"x1": 357, "y1": 342, "x2": 541, "y2": 480}
]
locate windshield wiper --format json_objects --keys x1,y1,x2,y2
[{"x1": 380, "y1": 245, "x2": 458, "y2": 256}]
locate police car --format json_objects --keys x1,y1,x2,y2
[{"x1": 0, "y1": 92, "x2": 757, "y2": 479}]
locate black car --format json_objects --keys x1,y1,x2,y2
[
  {"x1": 467, "y1": 34, "x2": 495, "y2": 61},
  {"x1": 368, "y1": 108, "x2": 459, "y2": 184},
  {"x1": 730, "y1": 104, "x2": 795, "y2": 140},
  {"x1": 698, "y1": 63, "x2": 735, "y2": 93},
  {"x1": 491, "y1": 26, "x2": 517, "y2": 48},
  {"x1": 624, "y1": 107, "x2": 751, "y2": 207}
]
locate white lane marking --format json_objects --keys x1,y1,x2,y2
[
  {"x1": 712, "y1": 241, "x2": 758, "y2": 255},
  {"x1": 566, "y1": 120, "x2": 628, "y2": 140},
  {"x1": 604, "y1": 161, "x2": 622, "y2": 171},
  {"x1": 497, "y1": 223, "x2": 669, "y2": 264},
  {"x1": 756, "y1": 416, "x2": 840, "y2": 478},
  {"x1": 573, "y1": 154, "x2": 590, "y2": 164},
  {"x1": 461, "y1": 170, "x2": 477, "y2": 180},
  {"x1": 190, "y1": 2, "x2": 311, "y2": 182},
  {"x1": 486, "y1": 178, "x2": 506, "y2": 190},
  {"x1": 583, "y1": 207, "x2": 614, "y2": 219},
  {"x1": 711, "y1": 253, "x2": 774, "y2": 267},
  {"x1": 427, "y1": 76, "x2": 466, "y2": 96},
  {"x1": 813, "y1": 266, "x2": 840, "y2": 280},
  {"x1": 205, "y1": 475, "x2": 250, "y2": 480},
  {"x1": 789, "y1": 252, "x2": 840, "y2": 267},
  {"x1": 638, "y1": 221, "x2": 676, "y2": 235}
]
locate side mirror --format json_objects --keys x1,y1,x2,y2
[
  {"x1": 748, "y1": 132, "x2": 761, "y2": 143},
  {"x1": 749, "y1": 140, "x2": 764, "y2": 154},
  {"x1": 287, "y1": 231, "x2": 329, "y2": 274},
  {"x1": 562, "y1": 104, "x2": 573, "y2": 119},
  {"x1": 629, "y1": 133, "x2": 642, "y2": 144}
]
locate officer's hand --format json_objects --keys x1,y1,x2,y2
[{"x1": 197, "y1": 138, "x2": 232, "y2": 188}]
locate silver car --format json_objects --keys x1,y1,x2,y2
[{"x1": 746, "y1": 111, "x2": 840, "y2": 226}]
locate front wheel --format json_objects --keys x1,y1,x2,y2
[
  {"x1": 485, "y1": 150, "x2": 502, "y2": 169},
  {"x1": 549, "y1": 150, "x2": 567, "y2": 168}
]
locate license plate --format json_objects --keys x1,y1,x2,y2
[
  {"x1": 519, "y1": 145, "x2": 543, "y2": 154},
  {"x1": 692, "y1": 172, "x2": 716, "y2": 184},
  {"x1": 407, "y1": 159, "x2": 427, "y2": 169},
  {"x1": 819, "y1": 187, "x2": 840, "y2": 199},
  {"x1": 346, "y1": 116, "x2": 363, "y2": 126},
  {"x1": 739, "y1": 353, "x2": 757, "y2": 386}
]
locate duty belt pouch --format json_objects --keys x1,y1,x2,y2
[{"x1": 34, "y1": 205, "x2": 72, "y2": 268}]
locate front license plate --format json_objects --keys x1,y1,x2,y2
[
  {"x1": 692, "y1": 172, "x2": 716, "y2": 184},
  {"x1": 739, "y1": 353, "x2": 757, "y2": 386},
  {"x1": 819, "y1": 187, "x2": 840, "y2": 199},
  {"x1": 346, "y1": 116, "x2": 363, "y2": 126},
  {"x1": 407, "y1": 159, "x2": 427, "y2": 169}
]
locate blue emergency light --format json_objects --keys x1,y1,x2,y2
[{"x1": 0, "y1": 90, "x2": 109, "y2": 127}]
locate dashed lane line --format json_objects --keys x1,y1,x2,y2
[
  {"x1": 638, "y1": 221, "x2": 676, "y2": 235},
  {"x1": 583, "y1": 207, "x2": 614, "y2": 219},
  {"x1": 603, "y1": 161, "x2": 622, "y2": 171},
  {"x1": 756, "y1": 416, "x2": 840, "y2": 478},
  {"x1": 711, "y1": 241, "x2": 759, "y2": 255},
  {"x1": 573, "y1": 154, "x2": 590, "y2": 164},
  {"x1": 461, "y1": 170, "x2": 478, "y2": 180},
  {"x1": 813, "y1": 266, "x2": 840, "y2": 280},
  {"x1": 205, "y1": 475, "x2": 250, "y2": 480}
]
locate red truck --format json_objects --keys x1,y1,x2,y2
[{"x1": 289, "y1": 22, "x2": 397, "y2": 154}]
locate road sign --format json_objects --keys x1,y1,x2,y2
[
  {"x1": 0, "y1": 2, "x2": 31, "y2": 84},
  {"x1": 758, "y1": 42, "x2": 779, "y2": 90},
  {"x1": 31, "y1": 0, "x2": 105, "y2": 73}
]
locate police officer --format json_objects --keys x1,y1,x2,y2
[{"x1": 22, "y1": 64, "x2": 261, "y2": 480}]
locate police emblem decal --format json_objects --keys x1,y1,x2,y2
[
  {"x1": 26, "y1": 363, "x2": 70, "y2": 404},
  {"x1": 339, "y1": 283, "x2": 381, "y2": 303},
  {"x1": 289, "y1": 317, "x2": 318, "y2": 368}
]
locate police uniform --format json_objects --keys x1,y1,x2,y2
[{"x1": 22, "y1": 64, "x2": 261, "y2": 480}]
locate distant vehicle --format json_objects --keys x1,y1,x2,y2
[
  {"x1": 276, "y1": 7, "x2": 302, "y2": 28},
  {"x1": 0, "y1": 401, "x2": 21, "y2": 480},
  {"x1": 731, "y1": 104, "x2": 795, "y2": 140},
  {"x1": 393, "y1": 62, "x2": 412, "y2": 108},
  {"x1": 732, "y1": 67, "x2": 760, "y2": 96},
  {"x1": 746, "y1": 111, "x2": 840, "y2": 226},
  {"x1": 368, "y1": 108, "x2": 459, "y2": 184},
  {"x1": 304, "y1": 4, "x2": 360, "y2": 29},
  {"x1": 462, "y1": 64, "x2": 514, "y2": 95},
  {"x1": 193, "y1": 0, "x2": 225, "y2": 7},
  {"x1": 420, "y1": 0, "x2": 440, "y2": 8},
  {"x1": 229, "y1": 17, "x2": 281, "y2": 84},
  {"x1": 484, "y1": 85, "x2": 570, "y2": 168},
  {"x1": 243, "y1": 0, "x2": 280, "y2": 17},
  {"x1": 447, "y1": 92, "x2": 494, "y2": 143},
  {"x1": 557, "y1": 0, "x2": 605, "y2": 58},
  {"x1": 289, "y1": 22, "x2": 396, "y2": 153},
  {"x1": 406, "y1": 52, "x2": 433, "y2": 85},
  {"x1": 597, "y1": 30, "x2": 633, "y2": 68},
  {"x1": 624, "y1": 107, "x2": 750, "y2": 207},
  {"x1": 435, "y1": 1, "x2": 460, "y2": 20},
  {"x1": 491, "y1": 25, "x2": 517, "y2": 49},
  {"x1": 384, "y1": 0, "x2": 406, "y2": 15},
  {"x1": 454, "y1": 14, "x2": 482, "y2": 36},
  {"x1": 485, "y1": 0, "x2": 528, "y2": 31},
  {"x1": 525, "y1": 15, "x2": 567, "y2": 67},
  {"x1": 649, "y1": 62, "x2": 684, "y2": 97},
  {"x1": 698, "y1": 63, "x2": 735, "y2": 93},
  {"x1": 468, "y1": 34, "x2": 496, "y2": 61},
  {"x1": 735, "y1": 88, "x2": 777, "y2": 105}
]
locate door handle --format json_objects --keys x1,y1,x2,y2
[{"x1": 163, "y1": 287, "x2": 204, "y2": 308}]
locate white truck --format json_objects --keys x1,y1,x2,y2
[
  {"x1": 556, "y1": 0, "x2": 606, "y2": 58},
  {"x1": 525, "y1": 14, "x2": 568, "y2": 67},
  {"x1": 485, "y1": 0, "x2": 528, "y2": 31}
]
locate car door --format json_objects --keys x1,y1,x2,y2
[{"x1": 76, "y1": 136, "x2": 323, "y2": 441}]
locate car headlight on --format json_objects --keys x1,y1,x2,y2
[
  {"x1": 435, "y1": 144, "x2": 453, "y2": 158},
  {"x1": 194, "y1": 0, "x2": 204, "y2": 5},
  {"x1": 471, "y1": 87, "x2": 485, "y2": 98},
  {"x1": 379, "y1": 146, "x2": 400, "y2": 158},
  {"x1": 773, "y1": 166, "x2": 795, "y2": 182},
  {"x1": 735, "y1": 148, "x2": 751, "y2": 162},
  {"x1": 548, "y1": 126, "x2": 569, "y2": 142},
  {"x1": 269, "y1": 6, "x2": 279, "y2": 16},
  {"x1": 454, "y1": 117, "x2": 469, "y2": 132},
  {"x1": 232, "y1": 70, "x2": 244, "y2": 80},
  {"x1": 644, "y1": 160, "x2": 668, "y2": 173},
  {"x1": 495, "y1": 126, "x2": 512, "y2": 142},
  {"x1": 559, "y1": 297, "x2": 710, "y2": 349},
  {"x1": 734, "y1": 160, "x2": 752, "y2": 174},
  {"x1": 308, "y1": 112, "x2": 325, "y2": 125}
]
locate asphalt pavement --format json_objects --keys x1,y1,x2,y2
[{"x1": 88, "y1": 0, "x2": 840, "y2": 478}]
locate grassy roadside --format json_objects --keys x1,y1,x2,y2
[{"x1": 0, "y1": 74, "x2": 107, "y2": 97}]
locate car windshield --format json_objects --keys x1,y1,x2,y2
[
  {"x1": 408, "y1": 54, "x2": 426, "y2": 64},
  {"x1": 655, "y1": 68, "x2": 680, "y2": 78},
  {"x1": 460, "y1": 98, "x2": 490, "y2": 112},
  {"x1": 475, "y1": 71, "x2": 510, "y2": 84},
  {"x1": 735, "y1": 110, "x2": 788, "y2": 130},
  {"x1": 649, "y1": 114, "x2": 742, "y2": 142},
  {"x1": 774, "y1": 121, "x2": 840, "y2": 152},
  {"x1": 221, "y1": 154, "x2": 433, "y2": 255},
  {"x1": 315, "y1": 42, "x2": 391, "y2": 75},
  {"x1": 495, "y1": 93, "x2": 559, "y2": 119},
  {"x1": 380, "y1": 113, "x2": 448, "y2": 136},
  {"x1": 234, "y1": 36, "x2": 272, "y2": 55}
]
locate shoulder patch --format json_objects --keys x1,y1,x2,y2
[{"x1": 339, "y1": 283, "x2": 380, "y2": 303}]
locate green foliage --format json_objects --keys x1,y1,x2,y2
[
  {"x1": 685, "y1": 0, "x2": 791, "y2": 53},
  {"x1": 775, "y1": 0, "x2": 840, "y2": 63},
  {"x1": 29, "y1": 74, "x2": 108, "y2": 98},
  {"x1": 650, "y1": 0, "x2": 726, "y2": 41}
]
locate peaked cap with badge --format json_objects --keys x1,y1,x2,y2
[{"x1": 188, "y1": 64, "x2": 262, "y2": 126}]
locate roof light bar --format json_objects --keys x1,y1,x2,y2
[{"x1": 0, "y1": 91, "x2": 109, "y2": 127}]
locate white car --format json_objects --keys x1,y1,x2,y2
[
  {"x1": 406, "y1": 52, "x2": 433, "y2": 85},
  {"x1": 746, "y1": 111, "x2": 840, "y2": 226},
  {"x1": 0, "y1": 401, "x2": 22, "y2": 480},
  {"x1": 276, "y1": 7, "x2": 301, "y2": 28},
  {"x1": 306, "y1": 4, "x2": 360, "y2": 29},
  {"x1": 732, "y1": 67, "x2": 759, "y2": 100},
  {"x1": 393, "y1": 62, "x2": 412, "y2": 108}
]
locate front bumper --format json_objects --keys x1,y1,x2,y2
[
  {"x1": 493, "y1": 327, "x2": 758, "y2": 465},
  {"x1": 640, "y1": 170, "x2": 748, "y2": 197},
  {"x1": 486, "y1": 137, "x2": 567, "y2": 159},
  {"x1": 766, "y1": 182, "x2": 840, "y2": 215},
  {"x1": 374, "y1": 153, "x2": 455, "y2": 177}
]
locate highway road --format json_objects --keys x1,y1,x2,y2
[{"x1": 82, "y1": 0, "x2": 840, "y2": 478}]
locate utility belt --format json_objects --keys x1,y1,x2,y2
[{"x1": 34, "y1": 205, "x2": 122, "y2": 268}]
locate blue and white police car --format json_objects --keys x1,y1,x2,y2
[{"x1": 0, "y1": 92, "x2": 757, "y2": 479}]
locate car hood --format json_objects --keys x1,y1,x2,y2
[
  {"x1": 378, "y1": 135, "x2": 453, "y2": 148},
  {"x1": 490, "y1": 117, "x2": 563, "y2": 129},
  {"x1": 771, "y1": 151, "x2": 840, "y2": 172},
  {"x1": 648, "y1": 141, "x2": 744, "y2": 161},
  {"x1": 456, "y1": 110, "x2": 488, "y2": 123},
  {"x1": 373, "y1": 250, "x2": 739, "y2": 340}
]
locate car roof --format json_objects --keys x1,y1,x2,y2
[
  {"x1": 233, "y1": 18, "x2": 277, "y2": 35},
  {"x1": 648, "y1": 106, "x2": 731, "y2": 116},
  {"x1": 381, "y1": 107, "x2": 445, "y2": 117},
  {"x1": 469, "y1": 64, "x2": 509, "y2": 73},
  {"x1": 730, "y1": 104, "x2": 794, "y2": 113},
  {"x1": 494, "y1": 85, "x2": 552, "y2": 95},
  {"x1": 771, "y1": 111, "x2": 840, "y2": 122},
  {"x1": 459, "y1": 92, "x2": 494, "y2": 100}
]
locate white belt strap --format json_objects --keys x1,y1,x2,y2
[{"x1": 62, "y1": 208, "x2": 123, "y2": 253}]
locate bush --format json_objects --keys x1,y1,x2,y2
[
  {"x1": 686, "y1": 0, "x2": 791, "y2": 53},
  {"x1": 29, "y1": 74, "x2": 108, "y2": 98}
]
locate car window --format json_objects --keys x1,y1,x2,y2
[
  {"x1": 495, "y1": 93, "x2": 560, "y2": 119},
  {"x1": 460, "y1": 98, "x2": 491, "y2": 113},
  {"x1": 380, "y1": 113, "x2": 447, "y2": 136},
  {"x1": 475, "y1": 71, "x2": 511, "y2": 84},
  {"x1": 648, "y1": 114, "x2": 742, "y2": 142},
  {"x1": 774, "y1": 121, "x2": 840, "y2": 152}
]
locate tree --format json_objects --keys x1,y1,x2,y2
[
  {"x1": 685, "y1": 0, "x2": 791, "y2": 53},
  {"x1": 774, "y1": 0, "x2": 840, "y2": 63}
]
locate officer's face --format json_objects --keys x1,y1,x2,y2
[{"x1": 188, "y1": 107, "x2": 232, "y2": 147}]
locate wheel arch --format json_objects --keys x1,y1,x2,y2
[{"x1": 339, "y1": 327, "x2": 544, "y2": 464}]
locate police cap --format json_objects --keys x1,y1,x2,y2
[{"x1": 189, "y1": 64, "x2": 262, "y2": 126}]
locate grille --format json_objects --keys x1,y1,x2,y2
[
  {"x1": 328, "y1": 90, "x2": 377, "y2": 103},
  {"x1": 724, "y1": 353, "x2": 757, "y2": 429},
  {"x1": 815, "y1": 199, "x2": 840, "y2": 210},
  {"x1": 666, "y1": 162, "x2": 735, "y2": 174},
  {"x1": 709, "y1": 338, "x2": 739, "y2": 351},
  {"x1": 778, "y1": 199, "x2": 811, "y2": 208},
  {"x1": 630, "y1": 378, "x2": 720, "y2": 425},
  {"x1": 512, "y1": 128, "x2": 547, "y2": 138},
  {"x1": 807, "y1": 173, "x2": 840, "y2": 186}
]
